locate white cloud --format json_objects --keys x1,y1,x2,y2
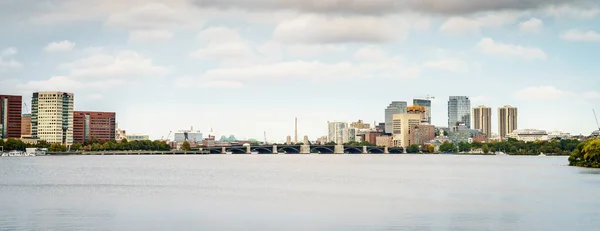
[
  {"x1": 273, "y1": 14, "x2": 402, "y2": 44},
  {"x1": 440, "y1": 11, "x2": 522, "y2": 34},
  {"x1": 354, "y1": 46, "x2": 388, "y2": 62},
  {"x1": 423, "y1": 59, "x2": 469, "y2": 72},
  {"x1": 560, "y1": 30, "x2": 600, "y2": 42},
  {"x1": 544, "y1": 5, "x2": 599, "y2": 19},
  {"x1": 16, "y1": 76, "x2": 124, "y2": 92},
  {"x1": 519, "y1": 18, "x2": 543, "y2": 33},
  {"x1": 105, "y1": 2, "x2": 204, "y2": 30},
  {"x1": 128, "y1": 30, "x2": 173, "y2": 43},
  {"x1": 191, "y1": 27, "x2": 257, "y2": 66},
  {"x1": 44, "y1": 40, "x2": 76, "y2": 52},
  {"x1": 1, "y1": 47, "x2": 18, "y2": 56},
  {"x1": 476, "y1": 38, "x2": 547, "y2": 60},
  {"x1": 58, "y1": 50, "x2": 169, "y2": 78},
  {"x1": 514, "y1": 86, "x2": 599, "y2": 101}
]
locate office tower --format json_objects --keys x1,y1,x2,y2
[
  {"x1": 385, "y1": 101, "x2": 407, "y2": 134},
  {"x1": 473, "y1": 106, "x2": 492, "y2": 136},
  {"x1": 21, "y1": 114, "x2": 31, "y2": 138},
  {"x1": 499, "y1": 105, "x2": 518, "y2": 139},
  {"x1": 294, "y1": 117, "x2": 298, "y2": 143},
  {"x1": 174, "y1": 129, "x2": 203, "y2": 143},
  {"x1": 350, "y1": 120, "x2": 371, "y2": 129},
  {"x1": 0, "y1": 95, "x2": 22, "y2": 139},
  {"x1": 73, "y1": 111, "x2": 116, "y2": 144},
  {"x1": 32, "y1": 92, "x2": 74, "y2": 145},
  {"x1": 407, "y1": 105, "x2": 428, "y2": 123},
  {"x1": 413, "y1": 99, "x2": 432, "y2": 124},
  {"x1": 328, "y1": 121, "x2": 348, "y2": 144},
  {"x1": 392, "y1": 113, "x2": 422, "y2": 148},
  {"x1": 448, "y1": 96, "x2": 471, "y2": 128}
]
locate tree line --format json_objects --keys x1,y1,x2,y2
[
  {"x1": 569, "y1": 139, "x2": 599, "y2": 168},
  {"x1": 437, "y1": 138, "x2": 581, "y2": 155},
  {"x1": 0, "y1": 138, "x2": 171, "y2": 152}
]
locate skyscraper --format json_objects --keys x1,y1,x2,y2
[
  {"x1": 499, "y1": 105, "x2": 518, "y2": 139},
  {"x1": 473, "y1": 105, "x2": 492, "y2": 136},
  {"x1": 0, "y1": 95, "x2": 22, "y2": 139},
  {"x1": 328, "y1": 121, "x2": 348, "y2": 144},
  {"x1": 448, "y1": 96, "x2": 471, "y2": 128},
  {"x1": 413, "y1": 99, "x2": 432, "y2": 124},
  {"x1": 73, "y1": 111, "x2": 116, "y2": 143},
  {"x1": 385, "y1": 101, "x2": 407, "y2": 134},
  {"x1": 32, "y1": 92, "x2": 74, "y2": 145}
]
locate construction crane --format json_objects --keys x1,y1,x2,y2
[
  {"x1": 594, "y1": 109, "x2": 600, "y2": 131},
  {"x1": 23, "y1": 102, "x2": 30, "y2": 114},
  {"x1": 416, "y1": 94, "x2": 435, "y2": 100},
  {"x1": 162, "y1": 131, "x2": 172, "y2": 141}
]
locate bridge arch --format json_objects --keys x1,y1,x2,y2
[
  {"x1": 344, "y1": 147, "x2": 363, "y2": 154},
  {"x1": 252, "y1": 148, "x2": 273, "y2": 154},
  {"x1": 278, "y1": 147, "x2": 300, "y2": 154},
  {"x1": 389, "y1": 148, "x2": 404, "y2": 154},
  {"x1": 209, "y1": 149, "x2": 222, "y2": 154},
  {"x1": 311, "y1": 147, "x2": 334, "y2": 154},
  {"x1": 229, "y1": 148, "x2": 247, "y2": 154},
  {"x1": 368, "y1": 148, "x2": 384, "y2": 154}
]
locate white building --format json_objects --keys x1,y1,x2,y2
[
  {"x1": 548, "y1": 131, "x2": 571, "y2": 140},
  {"x1": 507, "y1": 129, "x2": 548, "y2": 142},
  {"x1": 32, "y1": 92, "x2": 74, "y2": 145},
  {"x1": 174, "y1": 130, "x2": 203, "y2": 143},
  {"x1": 126, "y1": 134, "x2": 150, "y2": 141},
  {"x1": 328, "y1": 121, "x2": 348, "y2": 144},
  {"x1": 392, "y1": 113, "x2": 422, "y2": 148}
]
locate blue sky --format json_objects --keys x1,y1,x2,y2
[{"x1": 1, "y1": 0, "x2": 599, "y2": 141}]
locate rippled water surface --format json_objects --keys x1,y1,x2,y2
[{"x1": 1, "y1": 155, "x2": 599, "y2": 231}]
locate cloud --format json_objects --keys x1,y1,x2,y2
[
  {"x1": 58, "y1": 50, "x2": 169, "y2": 78},
  {"x1": 128, "y1": 30, "x2": 174, "y2": 43},
  {"x1": 519, "y1": 18, "x2": 543, "y2": 33},
  {"x1": 16, "y1": 76, "x2": 124, "y2": 92},
  {"x1": 0, "y1": 47, "x2": 22, "y2": 71},
  {"x1": 191, "y1": 27, "x2": 257, "y2": 66},
  {"x1": 44, "y1": 40, "x2": 76, "y2": 52},
  {"x1": 1, "y1": 47, "x2": 18, "y2": 56},
  {"x1": 439, "y1": 11, "x2": 522, "y2": 34},
  {"x1": 192, "y1": 0, "x2": 599, "y2": 15},
  {"x1": 105, "y1": 3, "x2": 203, "y2": 30},
  {"x1": 544, "y1": 5, "x2": 599, "y2": 19},
  {"x1": 476, "y1": 38, "x2": 547, "y2": 60},
  {"x1": 423, "y1": 59, "x2": 469, "y2": 72},
  {"x1": 560, "y1": 30, "x2": 600, "y2": 42},
  {"x1": 514, "y1": 86, "x2": 599, "y2": 101},
  {"x1": 273, "y1": 14, "x2": 402, "y2": 44}
]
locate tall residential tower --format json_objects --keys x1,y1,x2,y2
[
  {"x1": 32, "y1": 92, "x2": 74, "y2": 145},
  {"x1": 473, "y1": 105, "x2": 492, "y2": 136},
  {"x1": 448, "y1": 96, "x2": 471, "y2": 128},
  {"x1": 499, "y1": 105, "x2": 518, "y2": 139},
  {"x1": 384, "y1": 101, "x2": 407, "y2": 134},
  {"x1": 0, "y1": 95, "x2": 22, "y2": 139}
]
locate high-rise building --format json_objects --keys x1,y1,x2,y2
[
  {"x1": 328, "y1": 121, "x2": 348, "y2": 144},
  {"x1": 32, "y1": 92, "x2": 74, "y2": 145},
  {"x1": 407, "y1": 105, "x2": 428, "y2": 123},
  {"x1": 126, "y1": 134, "x2": 150, "y2": 141},
  {"x1": 350, "y1": 120, "x2": 371, "y2": 129},
  {"x1": 413, "y1": 99, "x2": 432, "y2": 124},
  {"x1": 392, "y1": 113, "x2": 422, "y2": 148},
  {"x1": 21, "y1": 114, "x2": 32, "y2": 138},
  {"x1": 385, "y1": 101, "x2": 407, "y2": 134},
  {"x1": 448, "y1": 96, "x2": 471, "y2": 128},
  {"x1": 499, "y1": 105, "x2": 518, "y2": 139},
  {"x1": 174, "y1": 129, "x2": 203, "y2": 143},
  {"x1": 473, "y1": 106, "x2": 492, "y2": 136},
  {"x1": 73, "y1": 111, "x2": 116, "y2": 144},
  {"x1": 0, "y1": 95, "x2": 22, "y2": 139}
]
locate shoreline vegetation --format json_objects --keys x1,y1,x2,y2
[{"x1": 568, "y1": 139, "x2": 599, "y2": 168}]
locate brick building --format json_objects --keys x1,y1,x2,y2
[
  {"x1": 73, "y1": 111, "x2": 116, "y2": 143},
  {"x1": 0, "y1": 95, "x2": 22, "y2": 139}
]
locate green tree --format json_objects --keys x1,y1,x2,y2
[
  {"x1": 439, "y1": 142, "x2": 456, "y2": 153},
  {"x1": 326, "y1": 142, "x2": 337, "y2": 145},
  {"x1": 482, "y1": 144, "x2": 489, "y2": 154},
  {"x1": 427, "y1": 144, "x2": 435, "y2": 153},
  {"x1": 182, "y1": 141, "x2": 191, "y2": 151},
  {"x1": 458, "y1": 142, "x2": 471, "y2": 153},
  {"x1": 407, "y1": 144, "x2": 420, "y2": 153},
  {"x1": 49, "y1": 143, "x2": 67, "y2": 152},
  {"x1": 71, "y1": 143, "x2": 82, "y2": 151}
]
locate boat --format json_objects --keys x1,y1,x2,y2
[
  {"x1": 538, "y1": 152, "x2": 546, "y2": 157},
  {"x1": 7, "y1": 150, "x2": 25, "y2": 157}
]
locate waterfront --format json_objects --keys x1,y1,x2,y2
[{"x1": 1, "y1": 155, "x2": 599, "y2": 230}]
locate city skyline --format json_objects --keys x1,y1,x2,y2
[{"x1": 1, "y1": 1, "x2": 599, "y2": 140}]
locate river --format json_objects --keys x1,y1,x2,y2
[{"x1": 0, "y1": 155, "x2": 599, "y2": 230}]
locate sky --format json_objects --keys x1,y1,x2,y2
[{"x1": 1, "y1": 0, "x2": 599, "y2": 142}]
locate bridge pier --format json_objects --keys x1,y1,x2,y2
[
  {"x1": 222, "y1": 147, "x2": 227, "y2": 154},
  {"x1": 300, "y1": 145, "x2": 311, "y2": 154},
  {"x1": 362, "y1": 146, "x2": 368, "y2": 154},
  {"x1": 273, "y1": 145, "x2": 278, "y2": 154},
  {"x1": 384, "y1": 146, "x2": 389, "y2": 154},
  {"x1": 246, "y1": 145, "x2": 252, "y2": 154},
  {"x1": 334, "y1": 145, "x2": 344, "y2": 154}
]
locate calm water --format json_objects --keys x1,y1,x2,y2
[{"x1": 0, "y1": 155, "x2": 599, "y2": 231}]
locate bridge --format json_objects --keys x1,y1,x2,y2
[{"x1": 200, "y1": 145, "x2": 405, "y2": 154}]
